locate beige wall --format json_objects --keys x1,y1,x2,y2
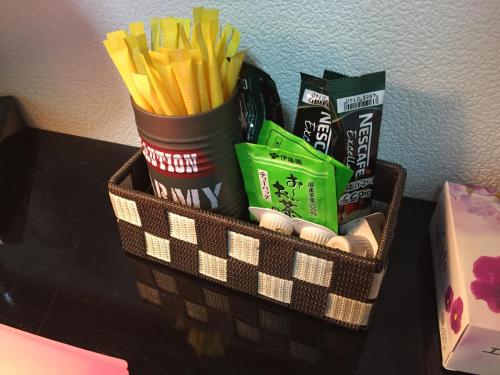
[{"x1": 0, "y1": 0, "x2": 499, "y2": 199}]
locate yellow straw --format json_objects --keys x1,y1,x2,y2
[
  {"x1": 131, "y1": 72, "x2": 163, "y2": 114},
  {"x1": 220, "y1": 27, "x2": 240, "y2": 85},
  {"x1": 223, "y1": 50, "x2": 246, "y2": 99},
  {"x1": 141, "y1": 55, "x2": 179, "y2": 116},
  {"x1": 226, "y1": 27, "x2": 240, "y2": 58},
  {"x1": 206, "y1": 39, "x2": 224, "y2": 109},
  {"x1": 106, "y1": 30, "x2": 128, "y2": 41},
  {"x1": 104, "y1": 8, "x2": 246, "y2": 116},
  {"x1": 151, "y1": 18, "x2": 161, "y2": 51},
  {"x1": 161, "y1": 18, "x2": 178, "y2": 49},
  {"x1": 192, "y1": 23, "x2": 208, "y2": 60},
  {"x1": 148, "y1": 51, "x2": 187, "y2": 115},
  {"x1": 169, "y1": 49, "x2": 201, "y2": 115},
  {"x1": 178, "y1": 26, "x2": 191, "y2": 49},
  {"x1": 220, "y1": 58, "x2": 229, "y2": 87},
  {"x1": 124, "y1": 35, "x2": 146, "y2": 74},
  {"x1": 129, "y1": 22, "x2": 144, "y2": 35},
  {"x1": 193, "y1": 7, "x2": 204, "y2": 25},
  {"x1": 165, "y1": 64, "x2": 188, "y2": 115},
  {"x1": 103, "y1": 38, "x2": 153, "y2": 112},
  {"x1": 195, "y1": 59, "x2": 211, "y2": 112},
  {"x1": 215, "y1": 24, "x2": 231, "y2": 65},
  {"x1": 176, "y1": 18, "x2": 191, "y2": 39}
]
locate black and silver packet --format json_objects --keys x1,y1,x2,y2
[
  {"x1": 293, "y1": 73, "x2": 337, "y2": 155},
  {"x1": 239, "y1": 62, "x2": 284, "y2": 143},
  {"x1": 327, "y1": 71, "x2": 385, "y2": 223},
  {"x1": 323, "y1": 70, "x2": 349, "y2": 81}
]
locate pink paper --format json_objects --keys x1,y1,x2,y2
[{"x1": 0, "y1": 324, "x2": 128, "y2": 375}]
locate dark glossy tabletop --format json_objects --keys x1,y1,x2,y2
[{"x1": 0, "y1": 129, "x2": 459, "y2": 374}]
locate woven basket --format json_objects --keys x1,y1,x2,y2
[{"x1": 108, "y1": 150, "x2": 406, "y2": 330}]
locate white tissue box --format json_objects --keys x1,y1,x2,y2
[{"x1": 429, "y1": 182, "x2": 500, "y2": 374}]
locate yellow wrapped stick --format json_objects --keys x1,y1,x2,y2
[
  {"x1": 215, "y1": 24, "x2": 232, "y2": 65},
  {"x1": 106, "y1": 29, "x2": 128, "y2": 42},
  {"x1": 194, "y1": 58, "x2": 211, "y2": 112},
  {"x1": 220, "y1": 27, "x2": 240, "y2": 84},
  {"x1": 200, "y1": 8, "x2": 219, "y2": 49},
  {"x1": 192, "y1": 23, "x2": 210, "y2": 96},
  {"x1": 156, "y1": 47, "x2": 171, "y2": 57},
  {"x1": 103, "y1": 37, "x2": 134, "y2": 73},
  {"x1": 103, "y1": 38, "x2": 152, "y2": 112},
  {"x1": 193, "y1": 7, "x2": 204, "y2": 25},
  {"x1": 129, "y1": 22, "x2": 144, "y2": 35},
  {"x1": 125, "y1": 35, "x2": 146, "y2": 74},
  {"x1": 161, "y1": 17, "x2": 178, "y2": 49},
  {"x1": 129, "y1": 22, "x2": 148, "y2": 54},
  {"x1": 135, "y1": 33, "x2": 149, "y2": 57},
  {"x1": 141, "y1": 55, "x2": 179, "y2": 116},
  {"x1": 220, "y1": 57, "x2": 228, "y2": 87},
  {"x1": 223, "y1": 50, "x2": 246, "y2": 100},
  {"x1": 176, "y1": 18, "x2": 191, "y2": 39},
  {"x1": 206, "y1": 39, "x2": 224, "y2": 109},
  {"x1": 164, "y1": 64, "x2": 188, "y2": 115},
  {"x1": 169, "y1": 49, "x2": 201, "y2": 115},
  {"x1": 201, "y1": 20, "x2": 218, "y2": 52},
  {"x1": 226, "y1": 28, "x2": 240, "y2": 58},
  {"x1": 202, "y1": 8, "x2": 219, "y2": 28},
  {"x1": 131, "y1": 73, "x2": 163, "y2": 114},
  {"x1": 192, "y1": 23, "x2": 208, "y2": 60},
  {"x1": 149, "y1": 51, "x2": 187, "y2": 115},
  {"x1": 196, "y1": 61, "x2": 211, "y2": 112},
  {"x1": 104, "y1": 7, "x2": 246, "y2": 116},
  {"x1": 151, "y1": 18, "x2": 161, "y2": 51},
  {"x1": 178, "y1": 26, "x2": 191, "y2": 50}
]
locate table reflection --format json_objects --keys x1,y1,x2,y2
[{"x1": 127, "y1": 254, "x2": 368, "y2": 371}]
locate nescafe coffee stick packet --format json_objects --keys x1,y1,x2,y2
[
  {"x1": 322, "y1": 70, "x2": 350, "y2": 164},
  {"x1": 326, "y1": 71, "x2": 385, "y2": 223},
  {"x1": 239, "y1": 62, "x2": 284, "y2": 143},
  {"x1": 323, "y1": 70, "x2": 349, "y2": 80},
  {"x1": 293, "y1": 73, "x2": 337, "y2": 155}
]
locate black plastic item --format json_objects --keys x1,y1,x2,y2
[
  {"x1": 239, "y1": 63, "x2": 284, "y2": 143},
  {"x1": 0, "y1": 97, "x2": 29, "y2": 244}
]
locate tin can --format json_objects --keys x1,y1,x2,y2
[{"x1": 132, "y1": 92, "x2": 246, "y2": 218}]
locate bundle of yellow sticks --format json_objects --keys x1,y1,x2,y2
[{"x1": 103, "y1": 7, "x2": 245, "y2": 116}]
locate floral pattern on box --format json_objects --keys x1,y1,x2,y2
[
  {"x1": 448, "y1": 183, "x2": 500, "y2": 226},
  {"x1": 470, "y1": 256, "x2": 500, "y2": 314}
]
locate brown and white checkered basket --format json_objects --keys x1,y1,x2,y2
[{"x1": 108, "y1": 150, "x2": 406, "y2": 330}]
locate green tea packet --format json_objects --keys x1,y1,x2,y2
[
  {"x1": 257, "y1": 120, "x2": 353, "y2": 199},
  {"x1": 235, "y1": 143, "x2": 338, "y2": 233}
]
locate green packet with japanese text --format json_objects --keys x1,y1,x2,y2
[
  {"x1": 257, "y1": 120, "x2": 353, "y2": 199},
  {"x1": 235, "y1": 142, "x2": 338, "y2": 233}
]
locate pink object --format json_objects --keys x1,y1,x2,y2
[
  {"x1": 429, "y1": 182, "x2": 500, "y2": 375},
  {"x1": 0, "y1": 324, "x2": 128, "y2": 375}
]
